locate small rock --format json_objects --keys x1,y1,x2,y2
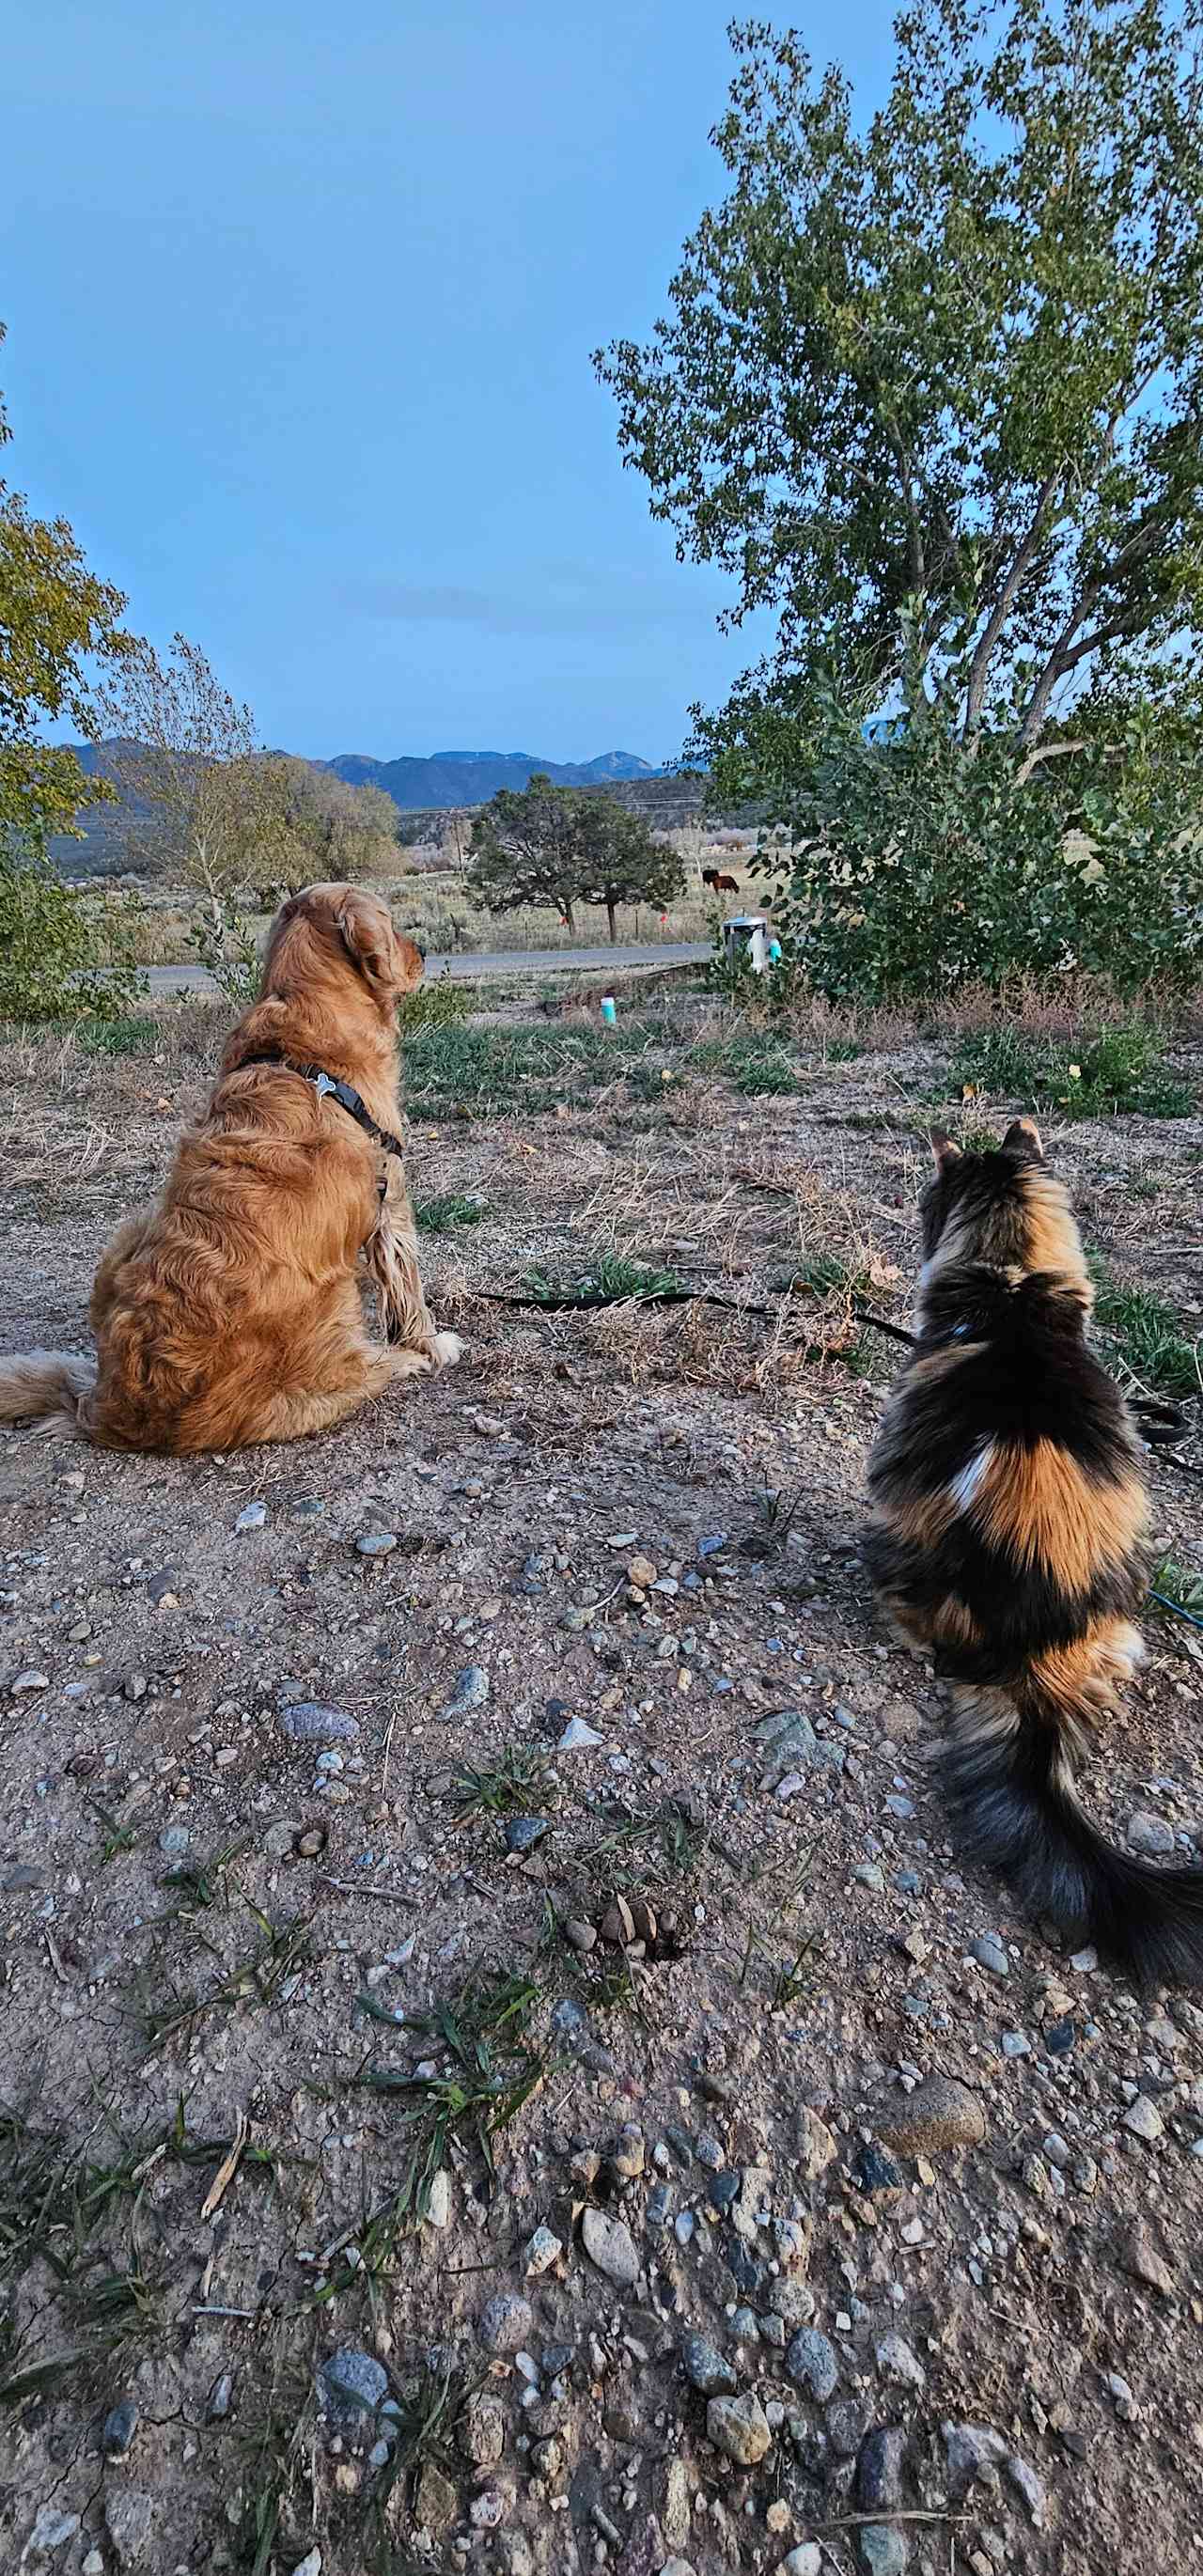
[
  {"x1": 207, "y1": 2371, "x2": 234, "y2": 2419},
  {"x1": 355, "y1": 1529, "x2": 398, "y2": 1556},
  {"x1": 477, "y1": 2293, "x2": 534, "y2": 2353},
  {"x1": 280, "y1": 1702, "x2": 359, "y2": 1744},
  {"x1": 1005, "y1": 2453, "x2": 1047, "y2": 2523},
  {"x1": 971, "y1": 1935, "x2": 1009, "y2": 1977},
  {"x1": 1000, "y1": 2030, "x2": 1031, "y2": 2058},
  {"x1": 628, "y1": 1554, "x2": 658, "y2": 1588},
  {"x1": 524, "y1": 2226, "x2": 564, "y2": 2276},
  {"x1": 852, "y1": 2143, "x2": 903, "y2": 2199},
  {"x1": 706, "y1": 2392, "x2": 771, "y2": 2467},
  {"x1": 10, "y1": 1671, "x2": 50, "y2": 1694},
  {"x1": 795, "y1": 2105, "x2": 838, "y2": 2178},
  {"x1": 426, "y1": 2169, "x2": 452, "y2": 2230},
  {"x1": 856, "y1": 2425, "x2": 906, "y2": 2511},
  {"x1": 102, "y1": 2398, "x2": 139, "y2": 2459},
  {"x1": 1126, "y1": 1810, "x2": 1176, "y2": 1857},
  {"x1": 234, "y1": 1501, "x2": 266, "y2": 1532},
  {"x1": 290, "y1": 2554, "x2": 322, "y2": 2576},
  {"x1": 557, "y1": 1715, "x2": 604, "y2": 1751},
  {"x1": 1119, "y1": 2218, "x2": 1176, "y2": 2295},
  {"x1": 505, "y1": 1814, "x2": 549, "y2": 1856},
  {"x1": 782, "y1": 2553, "x2": 823, "y2": 2576},
  {"x1": 565, "y1": 1918, "x2": 596, "y2": 1951},
  {"x1": 22, "y1": 2507, "x2": 81, "y2": 2556},
  {"x1": 856, "y1": 2531, "x2": 908, "y2": 2576},
  {"x1": 1104, "y1": 2372, "x2": 1139, "y2": 2423},
  {"x1": 461, "y1": 2393, "x2": 507, "y2": 2467},
  {"x1": 158, "y1": 1824, "x2": 190, "y2": 1856},
  {"x1": 581, "y1": 2206, "x2": 640, "y2": 2290},
  {"x1": 875, "y1": 2077, "x2": 985, "y2": 2155},
  {"x1": 414, "y1": 2461, "x2": 458, "y2": 2533},
  {"x1": 875, "y1": 2333, "x2": 925, "y2": 2391},
  {"x1": 317, "y1": 2348, "x2": 388, "y2": 2423},
  {"x1": 440, "y1": 1664, "x2": 490, "y2": 1720},
  {"x1": 826, "y1": 2399, "x2": 867, "y2": 2459},
  {"x1": 1122, "y1": 2095, "x2": 1164, "y2": 2143},
  {"x1": 102, "y1": 2490, "x2": 157, "y2": 2569},
  {"x1": 681, "y1": 2334, "x2": 737, "y2": 2396},
  {"x1": 785, "y1": 2327, "x2": 838, "y2": 2401},
  {"x1": 941, "y1": 2422, "x2": 1007, "y2": 2500}
]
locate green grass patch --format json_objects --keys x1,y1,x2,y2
[
  {"x1": 1091, "y1": 1262, "x2": 1201, "y2": 1397},
  {"x1": 523, "y1": 1251, "x2": 685, "y2": 1306},
  {"x1": 952, "y1": 1021, "x2": 1195, "y2": 1119},
  {"x1": 77, "y1": 1014, "x2": 161, "y2": 1057},
  {"x1": 401, "y1": 1018, "x2": 670, "y2": 1117},
  {"x1": 693, "y1": 1029, "x2": 800, "y2": 1095},
  {"x1": 396, "y1": 976, "x2": 470, "y2": 1037},
  {"x1": 414, "y1": 1192, "x2": 488, "y2": 1234},
  {"x1": 339, "y1": 1974, "x2": 543, "y2": 2253},
  {"x1": 446, "y1": 1745, "x2": 552, "y2": 1818}
]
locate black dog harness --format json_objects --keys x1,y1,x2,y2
[{"x1": 236, "y1": 1054, "x2": 407, "y2": 1179}]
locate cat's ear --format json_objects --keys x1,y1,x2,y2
[
  {"x1": 1003, "y1": 1116, "x2": 1044, "y2": 1162},
  {"x1": 929, "y1": 1128, "x2": 962, "y2": 1174}
]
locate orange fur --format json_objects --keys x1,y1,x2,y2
[
  {"x1": 975, "y1": 1438, "x2": 1148, "y2": 1592},
  {"x1": 0, "y1": 884, "x2": 461, "y2": 1452}
]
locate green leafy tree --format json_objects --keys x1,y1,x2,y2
[
  {"x1": 467, "y1": 773, "x2": 589, "y2": 929},
  {"x1": 266, "y1": 757, "x2": 403, "y2": 887},
  {"x1": 573, "y1": 796, "x2": 685, "y2": 941},
  {"x1": 0, "y1": 837, "x2": 145, "y2": 1021},
  {"x1": 0, "y1": 323, "x2": 132, "y2": 846},
  {"x1": 595, "y1": 5, "x2": 1203, "y2": 994},
  {"x1": 91, "y1": 632, "x2": 286, "y2": 901}
]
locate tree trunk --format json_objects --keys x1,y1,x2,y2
[
  {"x1": 606, "y1": 895, "x2": 617, "y2": 944},
  {"x1": 563, "y1": 898, "x2": 575, "y2": 931}
]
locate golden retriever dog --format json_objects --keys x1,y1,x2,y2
[{"x1": 0, "y1": 883, "x2": 461, "y2": 1451}]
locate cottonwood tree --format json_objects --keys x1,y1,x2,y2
[
  {"x1": 0, "y1": 322, "x2": 131, "y2": 847},
  {"x1": 595, "y1": 3, "x2": 1203, "y2": 992},
  {"x1": 269, "y1": 758, "x2": 401, "y2": 887},
  {"x1": 93, "y1": 633, "x2": 284, "y2": 901}
]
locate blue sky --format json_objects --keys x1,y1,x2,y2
[{"x1": 3, "y1": 2, "x2": 892, "y2": 765}]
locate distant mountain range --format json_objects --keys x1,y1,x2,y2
[{"x1": 324, "y1": 747, "x2": 659, "y2": 809}]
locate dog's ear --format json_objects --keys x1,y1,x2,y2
[
  {"x1": 1002, "y1": 1115, "x2": 1044, "y2": 1162},
  {"x1": 336, "y1": 891, "x2": 400, "y2": 998},
  {"x1": 929, "y1": 1127, "x2": 962, "y2": 1174},
  {"x1": 392, "y1": 935, "x2": 425, "y2": 994}
]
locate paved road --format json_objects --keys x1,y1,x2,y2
[{"x1": 145, "y1": 941, "x2": 711, "y2": 994}]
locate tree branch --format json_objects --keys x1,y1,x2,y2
[{"x1": 963, "y1": 473, "x2": 1059, "y2": 739}]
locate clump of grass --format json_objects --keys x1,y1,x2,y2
[
  {"x1": 1150, "y1": 1555, "x2": 1203, "y2": 1621},
  {"x1": 414, "y1": 1191, "x2": 488, "y2": 1234},
  {"x1": 77, "y1": 1014, "x2": 161, "y2": 1057},
  {"x1": 401, "y1": 1017, "x2": 668, "y2": 1117},
  {"x1": 332, "y1": 1974, "x2": 543, "y2": 2267},
  {"x1": 695, "y1": 1029, "x2": 800, "y2": 1096},
  {"x1": 523, "y1": 1251, "x2": 684, "y2": 1306},
  {"x1": 589, "y1": 1796, "x2": 705, "y2": 1874},
  {"x1": 953, "y1": 1021, "x2": 1194, "y2": 1119},
  {"x1": 446, "y1": 1745, "x2": 552, "y2": 1817},
  {"x1": 1091, "y1": 1262, "x2": 1201, "y2": 1397},
  {"x1": 142, "y1": 1910, "x2": 310, "y2": 2053},
  {"x1": 396, "y1": 976, "x2": 470, "y2": 1037}
]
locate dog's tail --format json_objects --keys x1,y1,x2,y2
[
  {"x1": 0, "y1": 1350, "x2": 95, "y2": 1439},
  {"x1": 945, "y1": 1627, "x2": 1203, "y2": 1985}
]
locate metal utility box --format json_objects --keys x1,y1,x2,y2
[{"x1": 723, "y1": 913, "x2": 770, "y2": 975}]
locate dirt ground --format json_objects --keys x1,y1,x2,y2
[{"x1": 2, "y1": 990, "x2": 1202, "y2": 2576}]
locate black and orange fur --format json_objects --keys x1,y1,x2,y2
[{"x1": 866, "y1": 1118, "x2": 1203, "y2": 1984}]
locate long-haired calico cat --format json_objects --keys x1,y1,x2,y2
[{"x1": 866, "y1": 1117, "x2": 1203, "y2": 1984}]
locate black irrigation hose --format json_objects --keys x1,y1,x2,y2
[{"x1": 1149, "y1": 1590, "x2": 1203, "y2": 1634}]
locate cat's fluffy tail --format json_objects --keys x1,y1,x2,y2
[
  {"x1": 0, "y1": 1350, "x2": 94, "y2": 1438},
  {"x1": 945, "y1": 1628, "x2": 1203, "y2": 1985}
]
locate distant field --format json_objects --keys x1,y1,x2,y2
[{"x1": 97, "y1": 859, "x2": 775, "y2": 966}]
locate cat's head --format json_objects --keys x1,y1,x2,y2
[{"x1": 918, "y1": 1118, "x2": 1086, "y2": 1292}]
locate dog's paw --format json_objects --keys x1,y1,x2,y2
[{"x1": 431, "y1": 1330, "x2": 463, "y2": 1370}]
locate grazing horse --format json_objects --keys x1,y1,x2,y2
[{"x1": 701, "y1": 866, "x2": 740, "y2": 895}]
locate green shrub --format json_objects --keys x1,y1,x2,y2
[
  {"x1": 953, "y1": 1022, "x2": 1194, "y2": 1119},
  {"x1": 706, "y1": 665, "x2": 1203, "y2": 1005},
  {"x1": 0, "y1": 836, "x2": 146, "y2": 1021},
  {"x1": 78, "y1": 1015, "x2": 161, "y2": 1057},
  {"x1": 193, "y1": 903, "x2": 261, "y2": 1007},
  {"x1": 397, "y1": 974, "x2": 471, "y2": 1037}
]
